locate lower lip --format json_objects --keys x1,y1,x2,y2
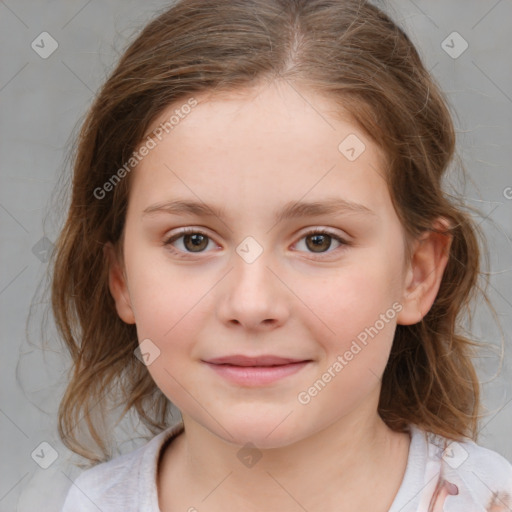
[{"x1": 204, "y1": 361, "x2": 310, "y2": 386}]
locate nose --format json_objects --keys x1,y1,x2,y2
[{"x1": 215, "y1": 245, "x2": 290, "y2": 332}]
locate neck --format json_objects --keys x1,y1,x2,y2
[{"x1": 159, "y1": 397, "x2": 411, "y2": 511}]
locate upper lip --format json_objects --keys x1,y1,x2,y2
[{"x1": 204, "y1": 355, "x2": 310, "y2": 366}]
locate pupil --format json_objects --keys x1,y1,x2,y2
[
  {"x1": 185, "y1": 234, "x2": 207, "y2": 251},
  {"x1": 308, "y1": 234, "x2": 330, "y2": 252},
  {"x1": 182, "y1": 233, "x2": 332, "y2": 253}
]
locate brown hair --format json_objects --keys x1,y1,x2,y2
[{"x1": 51, "y1": 0, "x2": 495, "y2": 465}]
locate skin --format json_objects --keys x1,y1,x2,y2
[{"x1": 106, "y1": 79, "x2": 451, "y2": 511}]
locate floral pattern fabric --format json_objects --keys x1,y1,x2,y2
[{"x1": 395, "y1": 426, "x2": 512, "y2": 512}]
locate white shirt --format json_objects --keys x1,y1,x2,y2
[{"x1": 60, "y1": 422, "x2": 512, "y2": 511}]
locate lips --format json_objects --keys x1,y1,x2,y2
[
  {"x1": 202, "y1": 355, "x2": 312, "y2": 386},
  {"x1": 204, "y1": 355, "x2": 309, "y2": 366}
]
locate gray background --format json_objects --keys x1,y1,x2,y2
[{"x1": 1, "y1": 1, "x2": 511, "y2": 510}]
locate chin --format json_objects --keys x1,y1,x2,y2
[{"x1": 213, "y1": 413, "x2": 308, "y2": 450}]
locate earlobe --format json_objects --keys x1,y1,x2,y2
[
  {"x1": 396, "y1": 219, "x2": 452, "y2": 326},
  {"x1": 104, "y1": 242, "x2": 136, "y2": 325}
]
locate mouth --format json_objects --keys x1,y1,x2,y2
[{"x1": 202, "y1": 355, "x2": 312, "y2": 386}]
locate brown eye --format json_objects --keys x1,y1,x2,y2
[
  {"x1": 182, "y1": 233, "x2": 209, "y2": 252},
  {"x1": 294, "y1": 229, "x2": 349, "y2": 256},
  {"x1": 305, "y1": 233, "x2": 334, "y2": 253},
  {"x1": 163, "y1": 229, "x2": 214, "y2": 255}
]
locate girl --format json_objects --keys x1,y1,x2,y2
[{"x1": 53, "y1": 0, "x2": 512, "y2": 510}]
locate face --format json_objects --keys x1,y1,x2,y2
[{"x1": 108, "y1": 80, "x2": 422, "y2": 448}]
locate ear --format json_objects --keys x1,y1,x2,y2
[
  {"x1": 396, "y1": 218, "x2": 452, "y2": 325},
  {"x1": 104, "y1": 241, "x2": 136, "y2": 324}
]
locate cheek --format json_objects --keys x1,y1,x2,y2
[
  {"x1": 130, "y1": 281, "x2": 202, "y2": 350},
  {"x1": 125, "y1": 260, "x2": 207, "y2": 408},
  {"x1": 298, "y1": 250, "x2": 403, "y2": 374},
  {"x1": 306, "y1": 256, "x2": 401, "y2": 330},
  {"x1": 124, "y1": 247, "x2": 201, "y2": 347}
]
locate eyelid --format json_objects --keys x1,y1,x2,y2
[
  {"x1": 162, "y1": 227, "x2": 218, "y2": 256},
  {"x1": 291, "y1": 227, "x2": 351, "y2": 256},
  {"x1": 162, "y1": 226, "x2": 351, "y2": 257},
  {"x1": 298, "y1": 226, "x2": 350, "y2": 241}
]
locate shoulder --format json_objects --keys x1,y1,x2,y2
[
  {"x1": 60, "y1": 423, "x2": 184, "y2": 512},
  {"x1": 432, "y1": 431, "x2": 512, "y2": 485},
  {"x1": 426, "y1": 429, "x2": 512, "y2": 510},
  {"x1": 61, "y1": 445, "x2": 146, "y2": 511}
]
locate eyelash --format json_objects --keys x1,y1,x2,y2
[{"x1": 162, "y1": 227, "x2": 350, "y2": 259}]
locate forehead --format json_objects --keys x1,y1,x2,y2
[
  {"x1": 146, "y1": 80, "x2": 369, "y2": 146},
  {"x1": 129, "y1": 80, "x2": 392, "y2": 221}
]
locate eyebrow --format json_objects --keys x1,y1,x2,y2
[{"x1": 142, "y1": 197, "x2": 376, "y2": 223}]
